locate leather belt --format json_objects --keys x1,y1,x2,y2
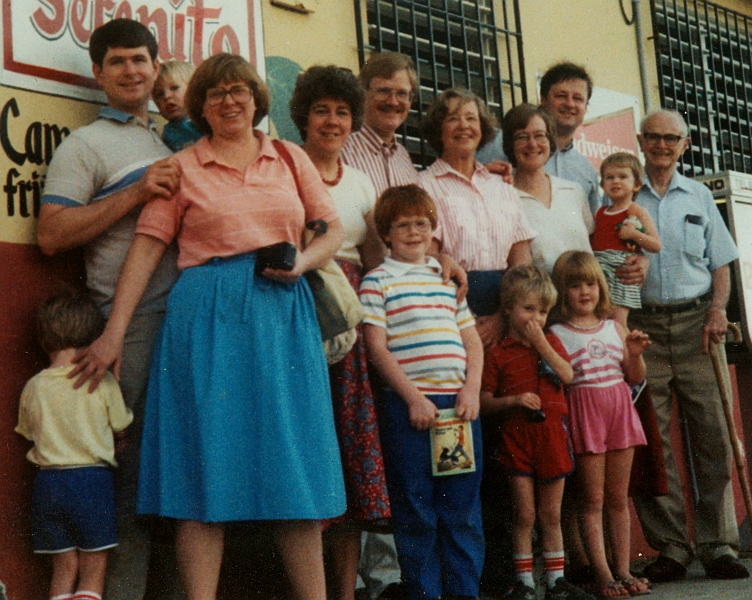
[{"x1": 638, "y1": 290, "x2": 713, "y2": 315}]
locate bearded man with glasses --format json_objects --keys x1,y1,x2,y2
[{"x1": 630, "y1": 109, "x2": 749, "y2": 583}]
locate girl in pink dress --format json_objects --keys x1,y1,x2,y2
[{"x1": 549, "y1": 251, "x2": 651, "y2": 599}]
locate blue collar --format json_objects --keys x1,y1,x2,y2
[{"x1": 98, "y1": 106, "x2": 156, "y2": 127}]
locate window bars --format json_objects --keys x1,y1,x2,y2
[
  {"x1": 651, "y1": 0, "x2": 752, "y2": 176},
  {"x1": 354, "y1": 0, "x2": 526, "y2": 167}
]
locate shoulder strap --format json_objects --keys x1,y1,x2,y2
[{"x1": 272, "y1": 138, "x2": 302, "y2": 198}]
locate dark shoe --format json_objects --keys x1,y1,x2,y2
[
  {"x1": 546, "y1": 577, "x2": 596, "y2": 600},
  {"x1": 379, "y1": 583, "x2": 409, "y2": 600},
  {"x1": 704, "y1": 554, "x2": 750, "y2": 580},
  {"x1": 565, "y1": 565, "x2": 594, "y2": 585},
  {"x1": 640, "y1": 556, "x2": 686, "y2": 583},
  {"x1": 506, "y1": 580, "x2": 536, "y2": 600}
]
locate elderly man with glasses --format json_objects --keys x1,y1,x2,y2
[{"x1": 630, "y1": 109, "x2": 749, "y2": 583}]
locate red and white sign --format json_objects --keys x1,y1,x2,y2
[
  {"x1": 1, "y1": 0, "x2": 264, "y2": 102},
  {"x1": 572, "y1": 108, "x2": 639, "y2": 172}
]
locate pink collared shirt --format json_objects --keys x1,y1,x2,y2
[
  {"x1": 419, "y1": 158, "x2": 536, "y2": 271},
  {"x1": 137, "y1": 132, "x2": 338, "y2": 270},
  {"x1": 340, "y1": 123, "x2": 419, "y2": 197}
]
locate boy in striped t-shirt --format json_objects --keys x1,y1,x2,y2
[{"x1": 360, "y1": 184, "x2": 484, "y2": 600}]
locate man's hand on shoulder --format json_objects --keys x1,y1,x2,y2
[
  {"x1": 485, "y1": 160, "x2": 514, "y2": 185},
  {"x1": 134, "y1": 157, "x2": 182, "y2": 205}
]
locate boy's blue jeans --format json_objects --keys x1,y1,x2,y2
[{"x1": 380, "y1": 391, "x2": 484, "y2": 600}]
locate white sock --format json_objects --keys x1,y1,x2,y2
[
  {"x1": 513, "y1": 553, "x2": 535, "y2": 587},
  {"x1": 544, "y1": 551, "x2": 565, "y2": 588},
  {"x1": 50, "y1": 595, "x2": 74, "y2": 600}
]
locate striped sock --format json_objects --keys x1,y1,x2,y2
[
  {"x1": 544, "y1": 551, "x2": 566, "y2": 588},
  {"x1": 513, "y1": 553, "x2": 535, "y2": 587},
  {"x1": 72, "y1": 592, "x2": 102, "y2": 600},
  {"x1": 50, "y1": 595, "x2": 74, "y2": 600}
]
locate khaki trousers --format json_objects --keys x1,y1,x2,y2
[{"x1": 630, "y1": 302, "x2": 739, "y2": 567}]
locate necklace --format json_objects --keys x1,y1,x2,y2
[
  {"x1": 321, "y1": 158, "x2": 343, "y2": 187},
  {"x1": 565, "y1": 320, "x2": 603, "y2": 331}
]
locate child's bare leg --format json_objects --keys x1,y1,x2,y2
[
  {"x1": 176, "y1": 520, "x2": 225, "y2": 600},
  {"x1": 612, "y1": 307, "x2": 630, "y2": 331},
  {"x1": 603, "y1": 448, "x2": 645, "y2": 591},
  {"x1": 326, "y1": 523, "x2": 361, "y2": 600},
  {"x1": 276, "y1": 520, "x2": 327, "y2": 600},
  {"x1": 509, "y1": 475, "x2": 536, "y2": 556},
  {"x1": 50, "y1": 550, "x2": 78, "y2": 598},
  {"x1": 76, "y1": 549, "x2": 108, "y2": 596},
  {"x1": 575, "y1": 453, "x2": 614, "y2": 587},
  {"x1": 536, "y1": 478, "x2": 565, "y2": 554},
  {"x1": 509, "y1": 475, "x2": 537, "y2": 588}
]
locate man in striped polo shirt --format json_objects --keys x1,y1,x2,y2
[{"x1": 36, "y1": 19, "x2": 181, "y2": 600}]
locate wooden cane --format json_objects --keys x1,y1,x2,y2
[{"x1": 709, "y1": 322, "x2": 752, "y2": 524}]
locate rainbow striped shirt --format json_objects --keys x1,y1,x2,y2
[{"x1": 359, "y1": 257, "x2": 475, "y2": 393}]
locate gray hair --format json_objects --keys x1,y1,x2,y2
[{"x1": 640, "y1": 109, "x2": 688, "y2": 137}]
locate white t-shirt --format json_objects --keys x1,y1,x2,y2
[
  {"x1": 329, "y1": 165, "x2": 377, "y2": 266},
  {"x1": 517, "y1": 175, "x2": 595, "y2": 273}
]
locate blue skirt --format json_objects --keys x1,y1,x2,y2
[{"x1": 136, "y1": 253, "x2": 346, "y2": 522}]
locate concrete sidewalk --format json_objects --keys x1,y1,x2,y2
[
  {"x1": 635, "y1": 556, "x2": 752, "y2": 600},
  {"x1": 478, "y1": 556, "x2": 752, "y2": 600}
]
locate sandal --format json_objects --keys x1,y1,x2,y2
[
  {"x1": 618, "y1": 577, "x2": 651, "y2": 596},
  {"x1": 597, "y1": 581, "x2": 630, "y2": 599}
]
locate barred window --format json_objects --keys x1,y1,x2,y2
[
  {"x1": 354, "y1": 0, "x2": 526, "y2": 167},
  {"x1": 651, "y1": 0, "x2": 752, "y2": 176}
]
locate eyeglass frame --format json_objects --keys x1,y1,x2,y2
[
  {"x1": 205, "y1": 85, "x2": 253, "y2": 106},
  {"x1": 369, "y1": 86, "x2": 413, "y2": 104},
  {"x1": 389, "y1": 217, "x2": 433, "y2": 234},
  {"x1": 640, "y1": 132, "x2": 686, "y2": 147}
]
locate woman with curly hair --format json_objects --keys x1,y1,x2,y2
[{"x1": 290, "y1": 65, "x2": 391, "y2": 600}]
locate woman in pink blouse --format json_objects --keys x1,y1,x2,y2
[
  {"x1": 419, "y1": 88, "x2": 535, "y2": 348},
  {"x1": 75, "y1": 54, "x2": 346, "y2": 600}
]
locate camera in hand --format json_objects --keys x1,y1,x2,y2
[
  {"x1": 526, "y1": 409, "x2": 546, "y2": 423},
  {"x1": 255, "y1": 241, "x2": 297, "y2": 274}
]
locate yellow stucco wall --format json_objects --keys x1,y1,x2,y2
[
  {"x1": 263, "y1": 0, "x2": 360, "y2": 71},
  {"x1": 515, "y1": 0, "x2": 646, "y2": 104}
]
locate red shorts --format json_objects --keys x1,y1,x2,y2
[{"x1": 497, "y1": 413, "x2": 574, "y2": 481}]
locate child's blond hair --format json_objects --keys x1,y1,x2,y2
[
  {"x1": 551, "y1": 251, "x2": 613, "y2": 321},
  {"x1": 499, "y1": 265, "x2": 558, "y2": 314},
  {"x1": 600, "y1": 152, "x2": 643, "y2": 200},
  {"x1": 156, "y1": 60, "x2": 195, "y2": 86}
]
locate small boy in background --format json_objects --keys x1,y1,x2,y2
[
  {"x1": 152, "y1": 60, "x2": 203, "y2": 151},
  {"x1": 360, "y1": 184, "x2": 485, "y2": 600},
  {"x1": 480, "y1": 266, "x2": 592, "y2": 600},
  {"x1": 16, "y1": 294, "x2": 133, "y2": 600}
]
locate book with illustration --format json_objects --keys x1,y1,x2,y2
[{"x1": 430, "y1": 409, "x2": 476, "y2": 477}]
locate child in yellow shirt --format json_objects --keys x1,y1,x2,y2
[{"x1": 16, "y1": 294, "x2": 133, "y2": 600}]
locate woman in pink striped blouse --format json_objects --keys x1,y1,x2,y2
[{"x1": 419, "y1": 88, "x2": 536, "y2": 349}]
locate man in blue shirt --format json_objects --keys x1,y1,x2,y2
[
  {"x1": 630, "y1": 109, "x2": 749, "y2": 582},
  {"x1": 477, "y1": 62, "x2": 601, "y2": 213}
]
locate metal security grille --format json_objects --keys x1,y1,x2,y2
[
  {"x1": 354, "y1": 0, "x2": 526, "y2": 167},
  {"x1": 651, "y1": 0, "x2": 752, "y2": 176}
]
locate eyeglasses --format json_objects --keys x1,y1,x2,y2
[
  {"x1": 512, "y1": 131, "x2": 549, "y2": 145},
  {"x1": 390, "y1": 218, "x2": 432, "y2": 233},
  {"x1": 205, "y1": 85, "x2": 252, "y2": 106},
  {"x1": 641, "y1": 132, "x2": 685, "y2": 147},
  {"x1": 370, "y1": 86, "x2": 412, "y2": 103}
]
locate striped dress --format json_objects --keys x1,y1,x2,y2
[{"x1": 359, "y1": 256, "x2": 475, "y2": 394}]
